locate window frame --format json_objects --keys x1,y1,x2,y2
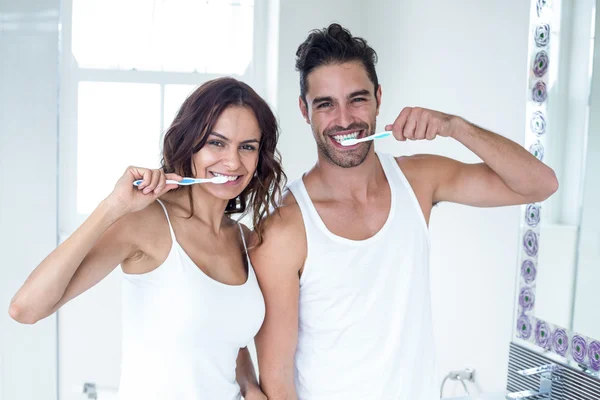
[{"x1": 58, "y1": 0, "x2": 268, "y2": 234}]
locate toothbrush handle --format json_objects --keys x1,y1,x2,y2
[{"x1": 133, "y1": 179, "x2": 180, "y2": 186}]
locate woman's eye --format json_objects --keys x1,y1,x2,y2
[
  {"x1": 240, "y1": 144, "x2": 257, "y2": 151},
  {"x1": 208, "y1": 140, "x2": 224, "y2": 147}
]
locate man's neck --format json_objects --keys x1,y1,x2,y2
[{"x1": 305, "y1": 149, "x2": 387, "y2": 202}]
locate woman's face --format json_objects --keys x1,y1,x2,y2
[{"x1": 192, "y1": 106, "x2": 262, "y2": 201}]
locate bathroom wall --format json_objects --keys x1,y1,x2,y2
[{"x1": 0, "y1": 0, "x2": 60, "y2": 398}]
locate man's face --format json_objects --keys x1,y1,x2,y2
[{"x1": 300, "y1": 61, "x2": 381, "y2": 168}]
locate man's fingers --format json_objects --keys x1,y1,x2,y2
[{"x1": 393, "y1": 107, "x2": 411, "y2": 140}]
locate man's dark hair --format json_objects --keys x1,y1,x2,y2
[{"x1": 295, "y1": 23, "x2": 379, "y2": 105}]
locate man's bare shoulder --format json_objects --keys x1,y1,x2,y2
[
  {"x1": 250, "y1": 188, "x2": 307, "y2": 274},
  {"x1": 396, "y1": 153, "x2": 457, "y2": 187},
  {"x1": 264, "y1": 188, "x2": 305, "y2": 234},
  {"x1": 397, "y1": 153, "x2": 462, "y2": 172},
  {"x1": 394, "y1": 154, "x2": 454, "y2": 218},
  {"x1": 397, "y1": 153, "x2": 447, "y2": 173}
]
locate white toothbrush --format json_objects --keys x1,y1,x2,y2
[
  {"x1": 133, "y1": 176, "x2": 229, "y2": 186},
  {"x1": 341, "y1": 131, "x2": 392, "y2": 146}
]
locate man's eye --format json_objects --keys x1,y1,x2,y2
[
  {"x1": 317, "y1": 102, "x2": 332, "y2": 109},
  {"x1": 352, "y1": 98, "x2": 366, "y2": 103}
]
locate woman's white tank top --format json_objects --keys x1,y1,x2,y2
[{"x1": 118, "y1": 200, "x2": 265, "y2": 400}]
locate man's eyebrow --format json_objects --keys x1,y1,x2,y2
[
  {"x1": 312, "y1": 90, "x2": 372, "y2": 106},
  {"x1": 313, "y1": 96, "x2": 334, "y2": 104},
  {"x1": 348, "y1": 90, "x2": 371, "y2": 98}
]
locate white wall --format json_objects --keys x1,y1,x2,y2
[
  {"x1": 58, "y1": 268, "x2": 122, "y2": 399},
  {"x1": 273, "y1": 0, "x2": 530, "y2": 395},
  {"x1": 0, "y1": 0, "x2": 60, "y2": 399}
]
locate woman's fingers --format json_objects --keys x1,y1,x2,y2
[
  {"x1": 143, "y1": 169, "x2": 161, "y2": 194},
  {"x1": 153, "y1": 171, "x2": 169, "y2": 194},
  {"x1": 123, "y1": 167, "x2": 181, "y2": 197},
  {"x1": 165, "y1": 173, "x2": 183, "y2": 182},
  {"x1": 133, "y1": 167, "x2": 152, "y2": 191}
]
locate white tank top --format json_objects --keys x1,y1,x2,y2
[
  {"x1": 118, "y1": 200, "x2": 265, "y2": 400},
  {"x1": 288, "y1": 152, "x2": 438, "y2": 400}
]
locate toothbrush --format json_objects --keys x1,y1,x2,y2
[
  {"x1": 341, "y1": 131, "x2": 392, "y2": 146},
  {"x1": 133, "y1": 176, "x2": 229, "y2": 186}
]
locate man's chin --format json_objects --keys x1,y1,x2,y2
[{"x1": 319, "y1": 142, "x2": 372, "y2": 168}]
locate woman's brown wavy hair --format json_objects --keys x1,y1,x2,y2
[{"x1": 161, "y1": 77, "x2": 285, "y2": 245}]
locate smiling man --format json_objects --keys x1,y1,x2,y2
[{"x1": 251, "y1": 24, "x2": 558, "y2": 400}]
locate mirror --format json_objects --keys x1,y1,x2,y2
[
  {"x1": 571, "y1": 2, "x2": 600, "y2": 343},
  {"x1": 515, "y1": 0, "x2": 600, "y2": 374}
]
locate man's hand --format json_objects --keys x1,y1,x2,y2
[{"x1": 386, "y1": 107, "x2": 457, "y2": 141}]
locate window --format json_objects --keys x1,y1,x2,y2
[
  {"x1": 72, "y1": 0, "x2": 255, "y2": 74},
  {"x1": 59, "y1": 0, "x2": 265, "y2": 229},
  {"x1": 76, "y1": 82, "x2": 161, "y2": 213}
]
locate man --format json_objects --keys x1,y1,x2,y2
[{"x1": 251, "y1": 23, "x2": 557, "y2": 400}]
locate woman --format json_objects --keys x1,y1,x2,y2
[{"x1": 9, "y1": 78, "x2": 285, "y2": 399}]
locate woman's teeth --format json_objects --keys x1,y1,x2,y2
[
  {"x1": 332, "y1": 131, "x2": 360, "y2": 143},
  {"x1": 211, "y1": 172, "x2": 240, "y2": 182}
]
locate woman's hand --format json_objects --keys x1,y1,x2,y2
[
  {"x1": 106, "y1": 166, "x2": 182, "y2": 215},
  {"x1": 244, "y1": 386, "x2": 267, "y2": 400}
]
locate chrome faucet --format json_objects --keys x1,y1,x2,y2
[
  {"x1": 83, "y1": 382, "x2": 118, "y2": 399},
  {"x1": 506, "y1": 363, "x2": 562, "y2": 399},
  {"x1": 83, "y1": 382, "x2": 98, "y2": 400}
]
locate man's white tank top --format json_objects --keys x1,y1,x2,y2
[
  {"x1": 117, "y1": 200, "x2": 265, "y2": 400},
  {"x1": 287, "y1": 152, "x2": 438, "y2": 400}
]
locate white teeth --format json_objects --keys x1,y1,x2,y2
[
  {"x1": 332, "y1": 131, "x2": 360, "y2": 143},
  {"x1": 212, "y1": 172, "x2": 240, "y2": 182}
]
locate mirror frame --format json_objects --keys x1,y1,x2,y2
[{"x1": 512, "y1": 0, "x2": 600, "y2": 377}]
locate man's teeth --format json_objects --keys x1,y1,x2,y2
[
  {"x1": 332, "y1": 131, "x2": 360, "y2": 143},
  {"x1": 211, "y1": 172, "x2": 240, "y2": 181}
]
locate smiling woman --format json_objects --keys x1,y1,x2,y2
[
  {"x1": 9, "y1": 77, "x2": 285, "y2": 400},
  {"x1": 161, "y1": 78, "x2": 285, "y2": 245}
]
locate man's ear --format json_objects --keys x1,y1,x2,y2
[
  {"x1": 299, "y1": 96, "x2": 310, "y2": 124},
  {"x1": 375, "y1": 85, "x2": 382, "y2": 116}
]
